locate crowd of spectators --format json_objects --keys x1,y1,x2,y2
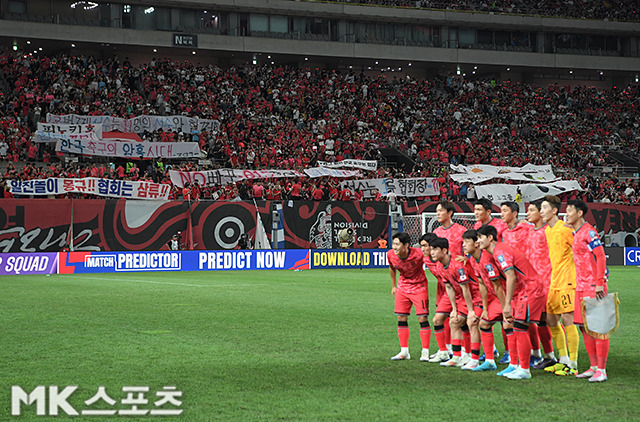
[
  {"x1": 324, "y1": 0, "x2": 640, "y2": 22},
  {"x1": 0, "y1": 51, "x2": 639, "y2": 205}
]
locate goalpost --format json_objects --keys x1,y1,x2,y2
[{"x1": 403, "y1": 212, "x2": 566, "y2": 245}]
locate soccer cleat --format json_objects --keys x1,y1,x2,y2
[
  {"x1": 473, "y1": 360, "x2": 498, "y2": 371},
  {"x1": 532, "y1": 358, "x2": 557, "y2": 370},
  {"x1": 588, "y1": 370, "x2": 608, "y2": 383},
  {"x1": 441, "y1": 356, "x2": 461, "y2": 367},
  {"x1": 456, "y1": 354, "x2": 471, "y2": 368},
  {"x1": 530, "y1": 356, "x2": 544, "y2": 367},
  {"x1": 506, "y1": 367, "x2": 532, "y2": 380},
  {"x1": 554, "y1": 364, "x2": 578, "y2": 376},
  {"x1": 498, "y1": 351, "x2": 511, "y2": 364},
  {"x1": 576, "y1": 368, "x2": 597, "y2": 379},
  {"x1": 429, "y1": 350, "x2": 451, "y2": 363},
  {"x1": 461, "y1": 360, "x2": 479, "y2": 371},
  {"x1": 420, "y1": 349, "x2": 430, "y2": 362},
  {"x1": 497, "y1": 365, "x2": 517, "y2": 377},
  {"x1": 544, "y1": 363, "x2": 566, "y2": 373},
  {"x1": 391, "y1": 352, "x2": 410, "y2": 361},
  {"x1": 479, "y1": 353, "x2": 485, "y2": 362}
]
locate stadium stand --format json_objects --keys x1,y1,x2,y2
[{"x1": 0, "y1": 50, "x2": 638, "y2": 204}]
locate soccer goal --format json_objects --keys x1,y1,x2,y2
[{"x1": 417, "y1": 212, "x2": 566, "y2": 236}]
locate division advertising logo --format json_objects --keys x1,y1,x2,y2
[{"x1": 11, "y1": 385, "x2": 182, "y2": 417}]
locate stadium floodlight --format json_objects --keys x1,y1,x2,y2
[
  {"x1": 71, "y1": 1, "x2": 98, "y2": 10},
  {"x1": 145, "y1": 7, "x2": 155, "y2": 14}
]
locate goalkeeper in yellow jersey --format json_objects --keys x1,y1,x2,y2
[{"x1": 540, "y1": 195, "x2": 579, "y2": 376}]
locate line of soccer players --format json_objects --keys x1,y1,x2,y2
[{"x1": 388, "y1": 197, "x2": 610, "y2": 382}]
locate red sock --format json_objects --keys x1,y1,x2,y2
[
  {"x1": 471, "y1": 342, "x2": 481, "y2": 361},
  {"x1": 506, "y1": 328, "x2": 518, "y2": 366},
  {"x1": 515, "y1": 328, "x2": 532, "y2": 369},
  {"x1": 420, "y1": 326, "x2": 432, "y2": 350},
  {"x1": 595, "y1": 338, "x2": 609, "y2": 370},
  {"x1": 581, "y1": 328, "x2": 598, "y2": 367},
  {"x1": 501, "y1": 326, "x2": 509, "y2": 352},
  {"x1": 480, "y1": 328, "x2": 495, "y2": 360},
  {"x1": 528, "y1": 324, "x2": 540, "y2": 350},
  {"x1": 398, "y1": 325, "x2": 409, "y2": 348},
  {"x1": 434, "y1": 325, "x2": 447, "y2": 352},
  {"x1": 452, "y1": 338, "x2": 463, "y2": 357},
  {"x1": 444, "y1": 317, "x2": 451, "y2": 345},
  {"x1": 462, "y1": 327, "x2": 471, "y2": 353},
  {"x1": 538, "y1": 325, "x2": 554, "y2": 355}
]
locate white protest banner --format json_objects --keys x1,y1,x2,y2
[
  {"x1": 340, "y1": 178, "x2": 440, "y2": 198},
  {"x1": 34, "y1": 123, "x2": 103, "y2": 142},
  {"x1": 34, "y1": 131, "x2": 101, "y2": 144},
  {"x1": 385, "y1": 178, "x2": 440, "y2": 198},
  {"x1": 304, "y1": 167, "x2": 362, "y2": 178},
  {"x1": 340, "y1": 179, "x2": 388, "y2": 198},
  {"x1": 56, "y1": 138, "x2": 201, "y2": 159},
  {"x1": 474, "y1": 180, "x2": 584, "y2": 205},
  {"x1": 318, "y1": 159, "x2": 378, "y2": 172},
  {"x1": 47, "y1": 113, "x2": 220, "y2": 134},
  {"x1": 169, "y1": 169, "x2": 305, "y2": 188},
  {"x1": 8, "y1": 178, "x2": 171, "y2": 200},
  {"x1": 450, "y1": 164, "x2": 559, "y2": 184}
]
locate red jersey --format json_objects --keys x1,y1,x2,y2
[
  {"x1": 468, "y1": 250, "x2": 499, "y2": 297},
  {"x1": 491, "y1": 241, "x2": 542, "y2": 299},
  {"x1": 474, "y1": 217, "x2": 507, "y2": 242},
  {"x1": 424, "y1": 255, "x2": 446, "y2": 287},
  {"x1": 572, "y1": 222, "x2": 607, "y2": 291},
  {"x1": 387, "y1": 248, "x2": 428, "y2": 293},
  {"x1": 439, "y1": 255, "x2": 481, "y2": 306},
  {"x1": 433, "y1": 222, "x2": 466, "y2": 258},
  {"x1": 502, "y1": 221, "x2": 533, "y2": 255},
  {"x1": 527, "y1": 224, "x2": 553, "y2": 295}
]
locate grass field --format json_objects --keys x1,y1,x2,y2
[{"x1": 1, "y1": 267, "x2": 639, "y2": 421}]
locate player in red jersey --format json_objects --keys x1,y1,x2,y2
[
  {"x1": 501, "y1": 201, "x2": 546, "y2": 368},
  {"x1": 478, "y1": 224, "x2": 542, "y2": 380},
  {"x1": 387, "y1": 232, "x2": 431, "y2": 361},
  {"x1": 420, "y1": 233, "x2": 451, "y2": 363},
  {"x1": 432, "y1": 201, "x2": 468, "y2": 359},
  {"x1": 434, "y1": 201, "x2": 467, "y2": 257},
  {"x1": 474, "y1": 198, "x2": 507, "y2": 241},
  {"x1": 566, "y1": 199, "x2": 609, "y2": 382},
  {"x1": 430, "y1": 237, "x2": 482, "y2": 369},
  {"x1": 474, "y1": 197, "x2": 510, "y2": 364},
  {"x1": 460, "y1": 229, "x2": 504, "y2": 372},
  {"x1": 526, "y1": 201, "x2": 557, "y2": 369}
]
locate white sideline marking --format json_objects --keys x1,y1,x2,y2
[
  {"x1": 62, "y1": 275, "x2": 296, "y2": 288},
  {"x1": 77, "y1": 276, "x2": 207, "y2": 287}
]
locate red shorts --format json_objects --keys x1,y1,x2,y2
[
  {"x1": 482, "y1": 295, "x2": 503, "y2": 323},
  {"x1": 395, "y1": 288, "x2": 429, "y2": 316},
  {"x1": 528, "y1": 293, "x2": 547, "y2": 324},
  {"x1": 573, "y1": 285, "x2": 608, "y2": 326},
  {"x1": 435, "y1": 291, "x2": 453, "y2": 315},
  {"x1": 436, "y1": 282, "x2": 446, "y2": 304},
  {"x1": 455, "y1": 295, "x2": 469, "y2": 317},
  {"x1": 464, "y1": 304, "x2": 483, "y2": 319},
  {"x1": 512, "y1": 294, "x2": 530, "y2": 324}
]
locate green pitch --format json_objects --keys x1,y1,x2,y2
[{"x1": 1, "y1": 267, "x2": 639, "y2": 421}]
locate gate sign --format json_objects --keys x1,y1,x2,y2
[{"x1": 173, "y1": 34, "x2": 197, "y2": 47}]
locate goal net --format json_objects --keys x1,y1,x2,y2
[{"x1": 419, "y1": 212, "x2": 567, "y2": 235}]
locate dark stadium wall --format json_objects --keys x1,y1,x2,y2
[{"x1": 0, "y1": 199, "x2": 637, "y2": 252}]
